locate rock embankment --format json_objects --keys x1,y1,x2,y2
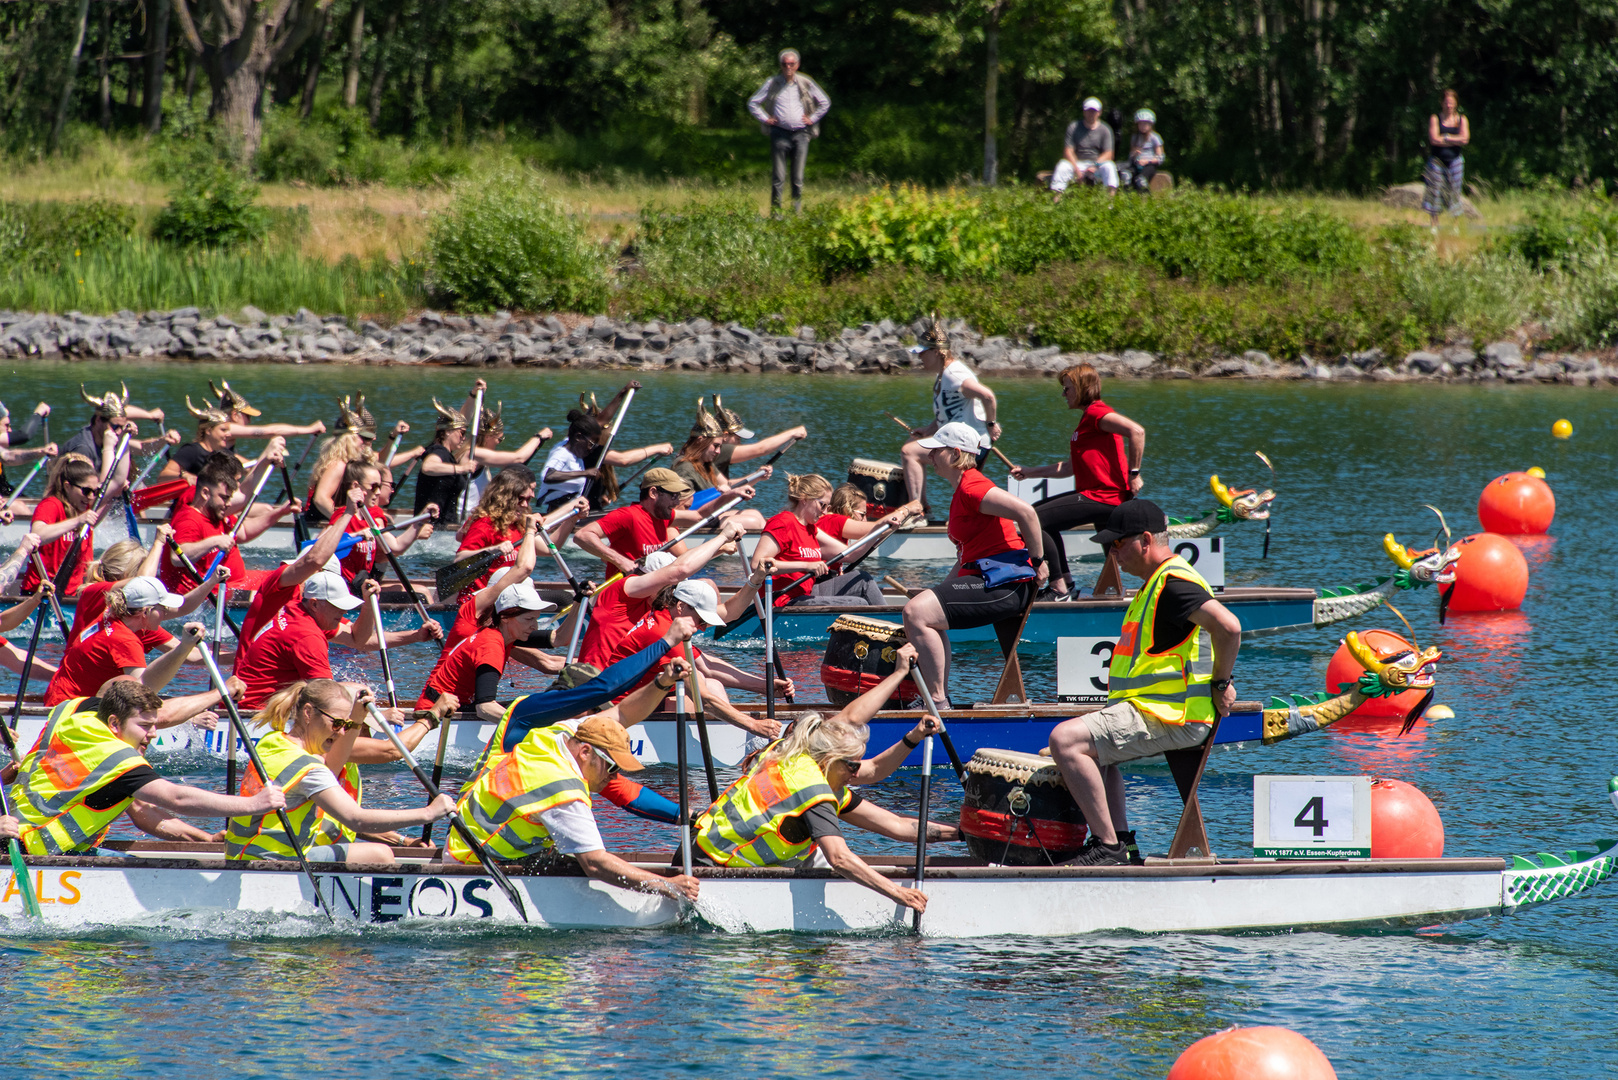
[{"x1": 0, "y1": 308, "x2": 1611, "y2": 385}]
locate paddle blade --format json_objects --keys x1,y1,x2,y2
[
  {"x1": 129, "y1": 477, "x2": 192, "y2": 511},
  {"x1": 300, "y1": 533, "x2": 361, "y2": 560},
  {"x1": 691, "y1": 487, "x2": 723, "y2": 511},
  {"x1": 7, "y1": 838, "x2": 41, "y2": 918},
  {"x1": 434, "y1": 546, "x2": 504, "y2": 598}
]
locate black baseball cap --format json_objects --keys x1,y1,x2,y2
[{"x1": 1091, "y1": 499, "x2": 1169, "y2": 547}]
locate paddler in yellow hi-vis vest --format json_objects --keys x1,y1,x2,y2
[
  {"x1": 1048, "y1": 499, "x2": 1242, "y2": 867},
  {"x1": 447, "y1": 643, "x2": 704, "y2": 903},
  {"x1": 225, "y1": 679, "x2": 453, "y2": 866},
  {"x1": 688, "y1": 645, "x2": 958, "y2": 914},
  {"x1": 3, "y1": 679, "x2": 285, "y2": 856}
]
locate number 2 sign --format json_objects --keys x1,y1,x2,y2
[{"x1": 1252, "y1": 775, "x2": 1372, "y2": 858}]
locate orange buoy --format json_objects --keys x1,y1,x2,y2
[
  {"x1": 1370, "y1": 778, "x2": 1444, "y2": 858},
  {"x1": 1444, "y1": 532, "x2": 1529, "y2": 612},
  {"x1": 1168, "y1": 1026, "x2": 1337, "y2": 1080},
  {"x1": 1325, "y1": 629, "x2": 1428, "y2": 719},
  {"x1": 1477, "y1": 471, "x2": 1555, "y2": 535}
]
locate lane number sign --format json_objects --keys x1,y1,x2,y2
[
  {"x1": 1056, "y1": 636, "x2": 1116, "y2": 704},
  {"x1": 1252, "y1": 775, "x2": 1371, "y2": 858}
]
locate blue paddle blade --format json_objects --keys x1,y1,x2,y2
[
  {"x1": 299, "y1": 533, "x2": 361, "y2": 559},
  {"x1": 123, "y1": 499, "x2": 140, "y2": 539},
  {"x1": 691, "y1": 488, "x2": 722, "y2": 510}
]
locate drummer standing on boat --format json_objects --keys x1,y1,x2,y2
[
  {"x1": 1046, "y1": 499, "x2": 1241, "y2": 866},
  {"x1": 899, "y1": 321, "x2": 1000, "y2": 517}
]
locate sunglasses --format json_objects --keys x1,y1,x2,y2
[
  {"x1": 591, "y1": 745, "x2": 621, "y2": 776},
  {"x1": 71, "y1": 483, "x2": 100, "y2": 498},
  {"x1": 838, "y1": 758, "x2": 862, "y2": 773},
  {"x1": 315, "y1": 704, "x2": 359, "y2": 732}
]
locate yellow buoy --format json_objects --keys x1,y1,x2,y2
[
  {"x1": 1526, "y1": 466, "x2": 1546, "y2": 478},
  {"x1": 1425, "y1": 704, "x2": 1455, "y2": 721},
  {"x1": 1552, "y1": 419, "x2": 1573, "y2": 439}
]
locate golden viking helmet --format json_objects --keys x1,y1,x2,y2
[
  {"x1": 185, "y1": 396, "x2": 232, "y2": 427},
  {"x1": 690, "y1": 397, "x2": 724, "y2": 439},
  {"x1": 712, "y1": 394, "x2": 749, "y2": 437},
  {"x1": 577, "y1": 391, "x2": 603, "y2": 419},
  {"x1": 479, "y1": 401, "x2": 505, "y2": 440},
  {"x1": 431, "y1": 397, "x2": 468, "y2": 431},
  {"x1": 210, "y1": 379, "x2": 260, "y2": 417},
  {"x1": 924, "y1": 313, "x2": 950, "y2": 352},
  {"x1": 336, "y1": 394, "x2": 377, "y2": 437},
  {"x1": 80, "y1": 382, "x2": 130, "y2": 420}
]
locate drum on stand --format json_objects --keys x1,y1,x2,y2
[
  {"x1": 821, "y1": 614, "x2": 918, "y2": 709},
  {"x1": 847, "y1": 459, "x2": 904, "y2": 516},
  {"x1": 960, "y1": 747, "x2": 1089, "y2": 865}
]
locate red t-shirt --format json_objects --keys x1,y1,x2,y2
[
  {"x1": 45, "y1": 618, "x2": 148, "y2": 705},
  {"x1": 948, "y1": 468, "x2": 1025, "y2": 568},
  {"x1": 237, "y1": 566, "x2": 303, "y2": 651},
  {"x1": 763, "y1": 510, "x2": 820, "y2": 605},
  {"x1": 70, "y1": 581, "x2": 172, "y2": 650},
  {"x1": 415, "y1": 626, "x2": 508, "y2": 708},
  {"x1": 607, "y1": 607, "x2": 707, "y2": 702},
  {"x1": 340, "y1": 508, "x2": 391, "y2": 584},
  {"x1": 457, "y1": 517, "x2": 522, "y2": 596},
  {"x1": 816, "y1": 513, "x2": 852, "y2": 542},
  {"x1": 445, "y1": 593, "x2": 481, "y2": 650},
  {"x1": 234, "y1": 600, "x2": 334, "y2": 710},
  {"x1": 163, "y1": 503, "x2": 249, "y2": 593},
  {"x1": 23, "y1": 496, "x2": 93, "y2": 596},
  {"x1": 577, "y1": 577, "x2": 654, "y2": 670},
  {"x1": 595, "y1": 504, "x2": 675, "y2": 561},
  {"x1": 1070, "y1": 399, "x2": 1129, "y2": 505}
]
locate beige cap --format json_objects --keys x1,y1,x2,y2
[
  {"x1": 573, "y1": 715, "x2": 644, "y2": 772},
  {"x1": 640, "y1": 467, "x2": 693, "y2": 495}
]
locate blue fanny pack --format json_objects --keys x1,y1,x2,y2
[{"x1": 975, "y1": 549, "x2": 1036, "y2": 588}]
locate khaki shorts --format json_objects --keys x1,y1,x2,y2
[{"x1": 1081, "y1": 701, "x2": 1211, "y2": 767}]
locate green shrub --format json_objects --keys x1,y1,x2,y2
[
  {"x1": 0, "y1": 198, "x2": 137, "y2": 265},
  {"x1": 1497, "y1": 195, "x2": 1618, "y2": 269},
  {"x1": 815, "y1": 185, "x2": 1004, "y2": 279},
  {"x1": 635, "y1": 198, "x2": 813, "y2": 291},
  {"x1": 153, "y1": 162, "x2": 271, "y2": 248},
  {"x1": 1546, "y1": 245, "x2": 1618, "y2": 346},
  {"x1": 427, "y1": 169, "x2": 610, "y2": 311}
]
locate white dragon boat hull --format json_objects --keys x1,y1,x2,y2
[{"x1": 4, "y1": 843, "x2": 1611, "y2": 936}]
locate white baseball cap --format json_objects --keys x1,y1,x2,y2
[
  {"x1": 641, "y1": 551, "x2": 676, "y2": 573},
  {"x1": 1083, "y1": 96, "x2": 1102, "y2": 111},
  {"x1": 496, "y1": 579, "x2": 555, "y2": 614},
  {"x1": 672, "y1": 579, "x2": 725, "y2": 626},
  {"x1": 302, "y1": 571, "x2": 363, "y2": 611},
  {"x1": 122, "y1": 576, "x2": 185, "y2": 611},
  {"x1": 283, "y1": 552, "x2": 343, "y2": 575},
  {"x1": 918, "y1": 421, "x2": 990, "y2": 452}
]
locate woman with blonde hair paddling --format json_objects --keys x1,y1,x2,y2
[
  {"x1": 226, "y1": 679, "x2": 452, "y2": 865},
  {"x1": 302, "y1": 396, "x2": 379, "y2": 526},
  {"x1": 752, "y1": 473, "x2": 887, "y2": 607}
]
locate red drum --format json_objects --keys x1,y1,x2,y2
[
  {"x1": 847, "y1": 458, "x2": 904, "y2": 516},
  {"x1": 960, "y1": 748, "x2": 1088, "y2": 865},
  {"x1": 821, "y1": 615, "x2": 918, "y2": 708}
]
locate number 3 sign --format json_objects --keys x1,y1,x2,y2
[{"x1": 1252, "y1": 775, "x2": 1372, "y2": 858}]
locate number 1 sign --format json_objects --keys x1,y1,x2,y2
[{"x1": 1252, "y1": 775, "x2": 1372, "y2": 858}]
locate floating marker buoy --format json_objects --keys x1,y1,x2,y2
[
  {"x1": 1167, "y1": 1026, "x2": 1337, "y2": 1080},
  {"x1": 1425, "y1": 704, "x2": 1455, "y2": 720},
  {"x1": 1444, "y1": 533, "x2": 1529, "y2": 612},
  {"x1": 1526, "y1": 466, "x2": 1546, "y2": 478},
  {"x1": 1325, "y1": 629, "x2": 1429, "y2": 719},
  {"x1": 1370, "y1": 778, "x2": 1444, "y2": 858},
  {"x1": 1477, "y1": 472, "x2": 1555, "y2": 535},
  {"x1": 1552, "y1": 418, "x2": 1572, "y2": 439}
]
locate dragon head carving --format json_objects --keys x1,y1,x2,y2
[
  {"x1": 1383, "y1": 531, "x2": 1461, "y2": 589},
  {"x1": 1344, "y1": 629, "x2": 1440, "y2": 696},
  {"x1": 1210, "y1": 474, "x2": 1275, "y2": 524}
]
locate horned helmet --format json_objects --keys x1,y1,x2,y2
[
  {"x1": 336, "y1": 394, "x2": 377, "y2": 438},
  {"x1": 690, "y1": 397, "x2": 725, "y2": 440},
  {"x1": 478, "y1": 401, "x2": 505, "y2": 442},
  {"x1": 923, "y1": 312, "x2": 950, "y2": 354},
  {"x1": 80, "y1": 382, "x2": 130, "y2": 420},
  {"x1": 210, "y1": 379, "x2": 260, "y2": 417},
  {"x1": 575, "y1": 391, "x2": 604, "y2": 420},
  {"x1": 185, "y1": 396, "x2": 232, "y2": 428},
  {"x1": 712, "y1": 394, "x2": 753, "y2": 440},
  {"x1": 431, "y1": 397, "x2": 469, "y2": 433}
]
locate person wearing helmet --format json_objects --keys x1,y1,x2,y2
[{"x1": 1128, "y1": 109, "x2": 1165, "y2": 193}]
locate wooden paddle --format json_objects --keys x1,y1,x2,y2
[
  {"x1": 195, "y1": 643, "x2": 333, "y2": 921},
  {"x1": 887, "y1": 409, "x2": 1014, "y2": 469},
  {"x1": 360, "y1": 699, "x2": 530, "y2": 922},
  {"x1": 366, "y1": 592, "x2": 400, "y2": 709}
]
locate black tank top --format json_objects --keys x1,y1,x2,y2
[
  {"x1": 414, "y1": 444, "x2": 468, "y2": 524},
  {"x1": 1432, "y1": 117, "x2": 1462, "y2": 164}
]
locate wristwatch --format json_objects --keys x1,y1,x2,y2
[
  {"x1": 654, "y1": 675, "x2": 677, "y2": 691},
  {"x1": 1209, "y1": 678, "x2": 1233, "y2": 692}
]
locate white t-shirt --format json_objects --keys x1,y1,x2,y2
[
  {"x1": 464, "y1": 464, "x2": 489, "y2": 514},
  {"x1": 537, "y1": 718, "x2": 605, "y2": 855},
  {"x1": 537, "y1": 443, "x2": 589, "y2": 506},
  {"x1": 934, "y1": 359, "x2": 989, "y2": 437}
]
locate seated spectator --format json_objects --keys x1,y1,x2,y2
[
  {"x1": 1050, "y1": 97, "x2": 1117, "y2": 198},
  {"x1": 1128, "y1": 109, "x2": 1165, "y2": 193}
]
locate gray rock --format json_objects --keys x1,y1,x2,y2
[
  {"x1": 1528, "y1": 362, "x2": 1561, "y2": 380},
  {"x1": 1206, "y1": 358, "x2": 1256, "y2": 377},
  {"x1": 1441, "y1": 346, "x2": 1478, "y2": 368},
  {"x1": 240, "y1": 305, "x2": 269, "y2": 325},
  {"x1": 1481, "y1": 341, "x2": 1523, "y2": 368},
  {"x1": 314, "y1": 334, "x2": 342, "y2": 352},
  {"x1": 1348, "y1": 348, "x2": 1386, "y2": 369},
  {"x1": 1120, "y1": 350, "x2": 1156, "y2": 372},
  {"x1": 542, "y1": 316, "x2": 565, "y2": 334},
  {"x1": 1403, "y1": 351, "x2": 1445, "y2": 374},
  {"x1": 687, "y1": 318, "x2": 712, "y2": 334},
  {"x1": 1242, "y1": 350, "x2": 1273, "y2": 367}
]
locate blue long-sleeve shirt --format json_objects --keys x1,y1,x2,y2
[{"x1": 501, "y1": 637, "x2": 671, "y2": 753}]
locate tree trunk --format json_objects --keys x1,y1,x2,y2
[
  {"x1": 367, "y1": 0, "x2": 397, "y2": 125},
  {"x1": 983, "y1": 6, "x2": 1001, "y2": 185},
  {"x1": 212, "y1": 54, "x2": 273, "y2": 164},
  {"x1": 97, "y1": 3, "x2": 112, "y2": 131},
  {"x1": 145, "y1": 0, "x2": 170, "y2": 133},
  {"x1": 342, "y1": 0, "x2": 364, "y2": 109},
  {"x1": 299, "y1": 7, "x2": 332, "y2": 118},
  {"x1": 52, "y1": 0, "x2": 92, "y2": 149}
]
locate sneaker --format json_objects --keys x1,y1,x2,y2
[
  {"x1": 1063, "y1": 837, "x2": 1129, "y2": 867},
  {"x1": 1117, "y1": 830, "x2": 1146, "y2": 866}
]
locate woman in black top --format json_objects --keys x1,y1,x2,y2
[
  {"x1": 414, "y1": 397, "x2": 475, "y2": 524},
  {"x1": 1423, "y1": 89, "x2": 1469, "y2": 229}
]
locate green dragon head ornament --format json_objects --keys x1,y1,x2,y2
[
  {"x1": 1165, "y1": 451, "x2": 1278, "y2": 539},
  {"x1": 1260, "y1": 629, "x2": 1441, "y2": 744}
]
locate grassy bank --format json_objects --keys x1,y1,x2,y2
[{"x1": 2, "y1": 136, "x2": 1615, "y2": 355}]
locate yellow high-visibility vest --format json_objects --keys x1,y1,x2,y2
[
  {"x1": 1107, "y1": 556, "x2": 1216, "y2": 725},
  {"x1": 694, "y1": 752, "x2": 852, "y2": 867},
  {"x1": 10, "y1": 698, "x2": 146, "y2": 855},
  {"x1": 448, "y1": 724, "x2": 589, "y2": 864},
  {"x1": 225, "y1": 732, "x2": 326, "y2": 860}
]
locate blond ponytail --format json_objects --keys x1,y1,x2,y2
[
  {"x1": 756, "y1": 712, "x2": 868, "y2": 774},
  {"x1": 254, "y1": 679, "x2": 350, "y2": 734},
  {"x1": 786, "y1": 473, "x2": 833, "y2": 505}
]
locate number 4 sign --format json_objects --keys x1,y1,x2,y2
[{"x1": 1252, "y1": 775, "x2": 1372, "y2": 858}]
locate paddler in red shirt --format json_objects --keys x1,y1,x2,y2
[
  {"x1": 416, "y1": 579, "x2": 557, "y2": 724},
  {"x1": 753, "y1": 473, "x2": 887, "y2": 607},
  {"x1": 573, "y1": 467, "x2": 692, "y2": 575},
  {"x1": 161, "y1": 446, "x2": 301, "y2": 594},
  {"x1": 902, "y1": 422, "x2": 1047, "y2": 709},
  {"x1": 337, "y1": 459, "x2": 435, "y2": 586},
  {"x1": 1009, "y1": 362, "x2": 1146, "y2": 598}
]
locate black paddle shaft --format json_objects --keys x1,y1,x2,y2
[
  {"x1": 6, "y1": 599, "x2": 50, "y2": 734},
  {"x1": 281, "y1": 465, "x2": 309, "y2": 548},
  {"x1": 163, "y1": 537, "x2": 243, "y2": 642}
]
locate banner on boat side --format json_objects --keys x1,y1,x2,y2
[{"x1": 1252, "y1": 775, "x2": 1372, "y2": 858}]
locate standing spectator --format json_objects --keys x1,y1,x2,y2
[
  {"x1": 748, "y1": 49, "x2": 831, "y2": 214},
  {"x1": 1128, "y1": 109, "x2": 1165, "y2": 193},
  {"x1": 1424, "y1": 89, "x2": 1470, "y2": 230},
  {"x1": 1050, "y1": 97, "x2": 1117, "y2": 199}
]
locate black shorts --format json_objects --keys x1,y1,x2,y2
[{"x1": 929, "y1": 572, "x2": 1035, "y2": 631}]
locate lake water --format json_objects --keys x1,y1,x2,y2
[{"x1": 2, "y1": 362, "x2": 1615, "y2": 1077}]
